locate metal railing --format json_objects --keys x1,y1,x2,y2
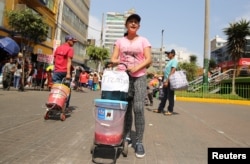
[
  {"x1": 187, "y1": 69, "x2": 234, "y2": 93},
  {"x1": 178, "y1": 69, "x2": 250, "y2": 100}
]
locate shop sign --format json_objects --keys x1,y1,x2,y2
[
  {"x1": 37, "y1": 54, "x2": 53, "y2": 64},
  {"x1": 239, "y1": 58, "x2": 250, "y2": 66}
]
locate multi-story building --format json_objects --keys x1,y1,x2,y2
[
  {"x1": 151, "y1": 47, "x2": 191, "y2": 72},
  {"x1": 151, "y1": 47, "x2": 171, "y2": 73},
  {"x1": 0, "y1": 0, "x2": 90, "y2": 64},
  {"x1": 175, "y1": 50, "x2": 190, "y2": 63},
  {"x1": 103, "y1": 8, "x2": 136, "y2": 53},
  {"x1": 54, "y1": 0, "x2": 90, "y2": 64},
  {"x1": 210, "y1": 35, "x2": 227, "y2": 52},
  {"x1": 1, "y1": 0, "x2": 59, "y2": 55},
  {"x1": 210, "y1": 35, "x2": 250, "y2": 74}
]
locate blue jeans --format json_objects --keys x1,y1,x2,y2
[
  {"x1": 158, "y1": 84, "x2": 175, "y2": 113},
  {"x1": 52, "y1": 72, "x2": 71, "y2": 108},
  {"x1": 13, "y1": 75, "x2": 21, "y2": 88}
]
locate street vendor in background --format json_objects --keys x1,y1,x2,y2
[
  {"x1": 52, "y1": 35, "x2": 77, "y2": 109},
  {"x1": 110, "y1": 14, "x2": 152, "y2": 158}
]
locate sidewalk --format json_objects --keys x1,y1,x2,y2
[
  {"x1": 177, "y1": 96, "x2": 250, "y2": 106},
  {"x1": 0, "y1": 89, "x2": 249, "y2": 164}
]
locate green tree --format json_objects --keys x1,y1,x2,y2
[
  {"x1": 223, "y1": 19, "x2": 250, "y2": 94},
  {"x1": 6, "y1": 8, "x2": 49, "y2": 47},
  {"x1": 189, "y1": 55, "x2": 197, "y2": 64},
  {"x1": 209, "y1": 58, "x2": 217, "y2": 70},
  {"x1": 178, "y1": 55, "x2": 198, "y2": 82},
  {"x1": 86, "y1": 45, "x2": 110, "y2": 71},
  {"x1": 178, "y1": 62, "x2": 198, "y2": 81},
  {"x1": 6, "y1": 8, "x2": 49, "y2": 90}
]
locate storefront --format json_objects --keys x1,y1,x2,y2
[{"x1": 218, "y1": 58, "x2": 250, "y2": 76}]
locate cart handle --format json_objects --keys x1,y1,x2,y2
[
  {"x1": 61, "y1": 78, "x2": 71, "y2": 87},
  {"x1": 118, "y1": 63, "x2": 128, "y2": 69},
  {"x1": 108, "y1": 62, "x2": 128, "y2": 69}
]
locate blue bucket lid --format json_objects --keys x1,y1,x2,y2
[{"x1": 94, "y1": 99, "x2": 128, "y2": 105}]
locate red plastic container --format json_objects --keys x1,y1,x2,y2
[
  {"x1": 46, "y1": 84, "x2": 70, "y2": 110},
  {"x1": 94, "y1": 99, "x2": 127, "y2": 146}
]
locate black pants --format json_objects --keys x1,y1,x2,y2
[
  {"x1": 124, "y1": 75, "x2": 146, "y2": 143},
  {"x1": 158, "y1": 84, "x2": 175, "y2": 113},
  {"x1": 3, "y1": 72, "x2": 12, "y2": 89}
]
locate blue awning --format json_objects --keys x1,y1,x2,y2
[{"x1": 38, "y1": 0, "x2": 48, "y2": 5}]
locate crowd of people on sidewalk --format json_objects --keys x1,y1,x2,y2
[
  {"x1": 0, "y1": 55, "x2": 53, "y2": 91},
  {"x1": 0, "y1": 58, "x2": 104, "y2": 92},
  {"x1": 72, "y1": 66, "x2": 102, "y2": 92},
  {"x1": 0, "y1": 53, "x2": 32, "y2": 91}
]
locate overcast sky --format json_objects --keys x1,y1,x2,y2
[{"x1": 88, "y1": 0, "x2": 250, "y2": 66}]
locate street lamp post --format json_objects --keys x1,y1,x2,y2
[
  {"x1": 203, "y1": 0, "x2": 210, "y2": 92},
  {"x1": 160, "y1": 29, "x2": 164, "y2": 75}
]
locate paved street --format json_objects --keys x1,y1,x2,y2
[{"x1": 0, "y1": 88, "x2": 249, "y2": 164}]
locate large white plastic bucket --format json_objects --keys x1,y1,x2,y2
[{"x1": 94, "y1": 99, "x2": 128, "y2": 146}]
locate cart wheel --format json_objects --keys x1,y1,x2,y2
[
  {"x1": 44, "y1": 111, "x2": 50, "y2": 120},
  {"x1": 122, "y1": 140, "x2": 128, "y2": 157},
  {"x1": 60, "y1": 113, "x2": 66, "y2": 121},
  {"x1": 90, "y1": 144, "x2": 95, "y2": 154}
]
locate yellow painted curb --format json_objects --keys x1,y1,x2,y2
[{"x1": 176, "y1": 97, "x2": 250, "y2": 106}]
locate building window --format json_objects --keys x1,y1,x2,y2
[
  {"x1": 63, "y1": 4, "x2": 88, "y2": 37},
  {"x1": 47, "y1": 25, "x2": 52, "y2": 40},
  {"x1": 47, "y1": 0, "x2": 55, "y2": 11},
  {"x1": 0, "y1": 0, "x2": 5, "y2": 26}
]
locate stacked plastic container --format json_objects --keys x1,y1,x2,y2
[{"x1": 94, "y1": 99, "x2": 128, "y2": 146}]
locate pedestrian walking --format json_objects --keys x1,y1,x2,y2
[
  {"x1": 2, "y1": 58, "x2": 15, "y2": 90},
  {"x1": 36, "y1": 65, "x2": 46, "y2": 90},
  {"x1": 74, "y1": 66, "x2": 81, "y2": 90},
  {"x1": 78, "y1": 69, "x2": 89, "y2": 91},
  {"x1": 88, "y1": 73, "x2": 93, "y2": 90},
  {"x1": 52, "y1": 34, "x2": 77, "y2": 109},
  {"x1": 153, "y1": 49, "x2": 178, "y2": 115},
  {"x1": 92, "y1": 72, "x2": 99, "y2": 91},
  {"x1": 13, "y1": 63, "x2": 22, "y2": 89},
  {"x1": 46, "y1": 69, "x2": 53, "y2": 91},
  {"x1": 111, "y1": 13, "x2": 152, "y2": 158}
]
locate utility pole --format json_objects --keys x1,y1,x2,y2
[
  {"x1": 100, "y1": 13, "x2": 104, "y2": 47},
  {"x1": 97, "y1": 13, "x2": 105, "y2": 72},
  {"x1": 160, "y1": 29, "x2": 164, "y2": 75},
  {"x1": 203, "y1": 0, "x2": 210, "y2": 92}
]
